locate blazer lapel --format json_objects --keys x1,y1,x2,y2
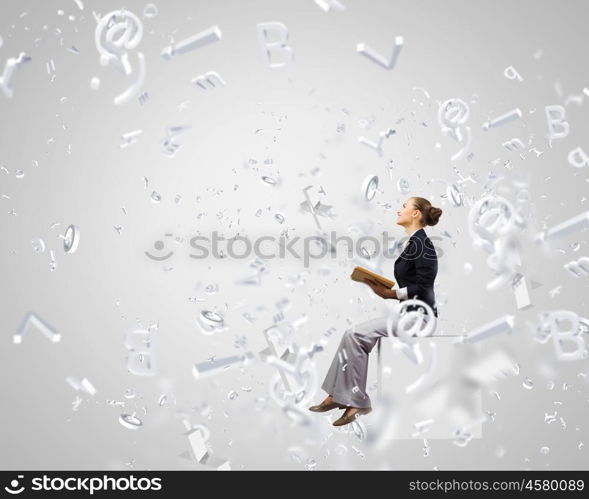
[
  {"x1": 403, "y1": 228, "x2": 424, "y2": 252},
  {"x1": 411, "y1": 228, "x2": 425, "y2": 241}
]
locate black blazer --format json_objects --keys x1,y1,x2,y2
[{"x1": 393, "y1": 227, "x2": 438, "y2": 317}]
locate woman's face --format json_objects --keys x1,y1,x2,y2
[{"x1": 396, "y1": 198, "x2": 419, "y2": 226}]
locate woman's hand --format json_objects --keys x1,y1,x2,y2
[{"x1": 364, "y1": 278, "x2": 397, "y2": 299}]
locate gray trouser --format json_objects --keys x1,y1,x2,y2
[{"x1": 320, "y1": 316, "x2": 391, "y2": 409}]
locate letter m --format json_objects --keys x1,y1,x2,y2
[{"x1": 564, "y1": 256, "x2": 589, "y2": 277}]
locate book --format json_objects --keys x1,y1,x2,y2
[{"x1": 350, "y1": 266, "x2": 395, "y2": 289}]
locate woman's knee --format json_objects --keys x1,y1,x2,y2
[
  {"x1": 342, "y1": 329, "x2": 357, "y2": 344},
  {"x1": 344, "y1": 328, "x2": 364, "y2": 343}
]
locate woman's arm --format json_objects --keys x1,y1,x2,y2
[{"x1": 405, "y1": 237, "x2": 438, "y2": 299}]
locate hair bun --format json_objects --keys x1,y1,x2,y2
[
  {"x1": 426, "y1": 205, "x2": 443, "y2": 226},
  {"x1": 411, "y1": 196, "x2": 443, "y2": 227}
]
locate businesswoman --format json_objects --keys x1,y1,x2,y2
[{"x1": 309, "y1": 196, "x2": 443, "y2": 426}]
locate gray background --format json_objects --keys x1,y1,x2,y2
[{"x1": 0, "y1": 0, "x2": 588, "y2": 470}]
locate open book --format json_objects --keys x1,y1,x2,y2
[{"x1": 350, "y1": 266, "x2": 395, "y2": 289}]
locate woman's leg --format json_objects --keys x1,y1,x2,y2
[
  {"x1": 320, "y1": 316, "x2": 389, "y2": 409},
  {"x1": 320, "y1": 331, "x2": 349, "y2": 401}
]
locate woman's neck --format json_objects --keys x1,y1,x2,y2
[{"x1": 405, "y1": 224, "x2": 424, "y2": 237}]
